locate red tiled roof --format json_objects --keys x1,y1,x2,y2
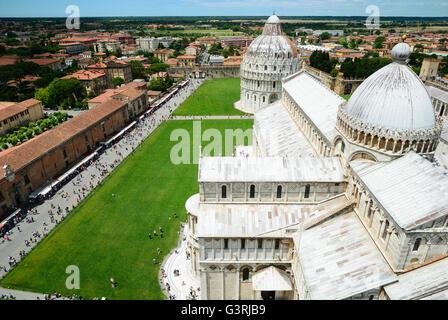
[{"x1": 0, "y1": 99, "x2": 126, "y2": 178}]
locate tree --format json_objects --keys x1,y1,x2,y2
[
  {"x1": 374, "y1": 36, "x2": 386, "y2": 49},
  {"x1": 148, "y1": 63, "x2": 169, "y2": 75},
  {"x1": 112, "y1": 77, "x2": 125, "y2": 88},
  {"x1": 35, "y1": 78, "x2": 87, "y2": 109},
  {"x1": 319, "y1": 32, "x2": 331, "y2": 41},
  {"x1": 130, "y1": 61, "x2": 146, "y2": 79},
  {"x1": 309, "y1": 51, "x2": 338, "y2": 74}
]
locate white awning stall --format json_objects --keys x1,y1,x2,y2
[{"x1": 252, "y1": 266, "x2": 293, "y2": 291}]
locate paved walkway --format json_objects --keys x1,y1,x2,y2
[
  {"x1": 160, "y1": 224, "x2": 200, "y2": 300},
  {"x1": 170, "y1": 115, "x2": 254, "y2": 120},
  {"x1": 0, "y1": 79, "x2": 205, "y2": 300}
]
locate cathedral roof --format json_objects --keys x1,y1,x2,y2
[
  {"x1": 345, "y1": 43, "x2": 436, "y2": 131},
  {"x1": 384, "y1": 257, "x2": 448, "y2": 300},
  {"x1": 350, "y1": 152, "x2": 448, "y2": 231},
  {"x1": 296, "y1": 211, "x2": 397, "y2": 300}
]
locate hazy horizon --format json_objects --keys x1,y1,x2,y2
[{"x1": 1, "y1": 0, "x2": 447, "y2": 18}]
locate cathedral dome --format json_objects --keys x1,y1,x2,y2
[
  {"x1": 245, "y1": 14, "x2": 298, "y2": 59},
  {"x1": 345, "y1": 43, "x2": 436, "y2": 131}
]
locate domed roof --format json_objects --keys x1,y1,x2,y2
[
  {"x1": 245, "y1": 14, "x2": 298, "y2": 59},
  {"x1": 345, "y1": 43, "x2": 436, "y2": 131}
]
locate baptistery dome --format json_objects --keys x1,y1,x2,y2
[
  {"x1": 336, "y1": 43, "x2": 442, "y2": 161},
  {"x1": 235, "y1": 14, "x2": 301, "y2": 114}
]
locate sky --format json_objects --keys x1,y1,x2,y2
[{"x1": 0, "y1": 0, "x2": 447, "y2": 17}]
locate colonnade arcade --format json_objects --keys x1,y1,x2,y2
[
  {"x1": 282, "y1": 90, "x2": 333, "y2": 157},
  {"x1": 337, "y1": 103, "x2": 442, "y2": 156}
]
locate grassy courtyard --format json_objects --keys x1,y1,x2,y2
[
  {"x1": 0, "y1": 119, "x2": 253, "y2": 300},
  {"x1": 173, "y1": 78, "x2": 245, "y2": 116}
]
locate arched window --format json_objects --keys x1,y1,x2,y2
[
  {"x1": 382, "y1": 220, "x2": 389, "y2": 240},
  {"x1": 273, "y1": 82, "x2": 276, "y2": 89},
  {"x1": 440, "y1": 105, "x2": 445, "y2": 117},
  {"x1": 263, "y1": 96, "x2": 266, "y2": 103},
  {"x1": 250, "y1": 185, "x2": 256, "y2": 198},
  {"x1": 242, "y1": 268, "x2": 250, "y2": 281},
  {"x1": 304, "y1": 184, "x2": 311, "y2": 199},
  {"x1": 221, "y1": 185, "x2": 227, "y2": 199},
  {"x1": 276, "y1": 186, "x2": 282, "y2": 199},
  {"x1": 413, "y1": 238, "x2": 422, "y2": 251},
  {"x1": 241, "y1": 239, "x2": 246, "y2": 249}
]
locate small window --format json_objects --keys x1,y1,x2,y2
[
  {"x1": 413, "y1": 238, "x2": 422, "y2": 251},
  {"x1": 62, "y1": 148, "x2": 67, "y2": 158},
  {"x1": 250, "y1": 185, "x2": 255, "y2": 198},
  {"x1": 241, "y1": 239, "x2": 246, "y2": 249},
  {"x1": 242, "y1": 268, "x2": 250, "y2": 281},
  {"x1": 224, "y1": 238, "x2": 229, "y2": 249},
  {"x1": 382, "y1": 220, "x2": 389, "y2": 240},
  {"x1": 257, "y1": 239, "x2": 263, "y2": 249},
  {"x1": 23, "y1": 173, "x2": 30, "y2": 185},
  {"x1": 275, "y1": 239, "x2": 280, "y2": 250},
  {"x1": 221, "y1": 185, "x2": 227, "y2": 199},
  {"x1": 304, "y1": 184, "x2": 311, "y2": 199},
  {"x1": 276, "y1": 186, "x2": 282, "y2": 199}
]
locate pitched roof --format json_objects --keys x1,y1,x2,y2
[
  {"x1": 350, "y1": 152, "x2": 448, "y2": 230},
  {"x1": 0, "y1": 99, "x2": 126, "y2": 179}
]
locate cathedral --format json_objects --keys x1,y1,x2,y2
[{"x1": 185, "y1": 14, "x2": 448, "y2": 300}]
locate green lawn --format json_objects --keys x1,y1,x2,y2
[
  {"x1": 341, "y1": 95, "x2": 351, "y2": 101},
  {"x1": 173, "y1": 78, "x2": 245, "y2": 116},
  {"x1": 0, "y1": 119, "x2": 253, "y2": 300}
]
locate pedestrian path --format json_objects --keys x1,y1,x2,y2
[
  {"x1": 161, "y1": 224, "x2": 200, "y2": 300},
  {"x1": 0, "y1": 79, "x2": 205, "y2": 300}
]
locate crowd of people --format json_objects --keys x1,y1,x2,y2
[{"x1": 0, "y1": 78, "x2": 205, "y2": 300}]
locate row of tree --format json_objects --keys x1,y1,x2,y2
[{"x1": 0, "y1": 112, "x2": 69, "y2": 150}]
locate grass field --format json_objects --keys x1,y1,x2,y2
[
  {"x1": 0, "y1": 119, "x2": 253, "y2": 300},
  {"x1": 173, "y1": 78, "x2": 245, "y2": 116}
]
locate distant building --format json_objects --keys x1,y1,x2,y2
[
  {"x1": 88, "y1": 60, "x2": 132, "y2": 88},
  {"x1": 94, "y1": 40, "x2": 121, "y2": 53},
  {"x1": 136, "y1": 37, "x2": 160, "y2": 52},
  {"x1": 0, "y1": 99, "x2": 44, "y2": 135},
  {"x1": 209, "y1": 55, "x2": 224, "y2": 66},
  {"x1": 59, "y1": 42, "x2": 85, "y2": 55},
  {"x1": 177, "y1": 55, "x2": 196, "y2": 67},
  {"x1": 313, "y1": 30, "x2": 344, "y2": 37},
  {"x1": 420, "y1": 57, "x2": 440, "y2": 82},
  {"x1": 61, "y1": 70, "x2": 107, "y2": 95}
]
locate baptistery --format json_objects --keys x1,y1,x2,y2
[{"x1": 235, "y1": 14, "x2": 301, "y2": 114}]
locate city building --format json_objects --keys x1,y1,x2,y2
[
  {"x1": 88, "y1": 60, "x2": 132, "y2": 88},
  {"x1": 136, "y1": 37, "x2": 160, "y2": 52},
  {"x1": 0, "y1": 99, "x2": 44, "y2": 135},
  {"x1": 61, "y1": 70, "x2": 107, "y2": 95}
]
